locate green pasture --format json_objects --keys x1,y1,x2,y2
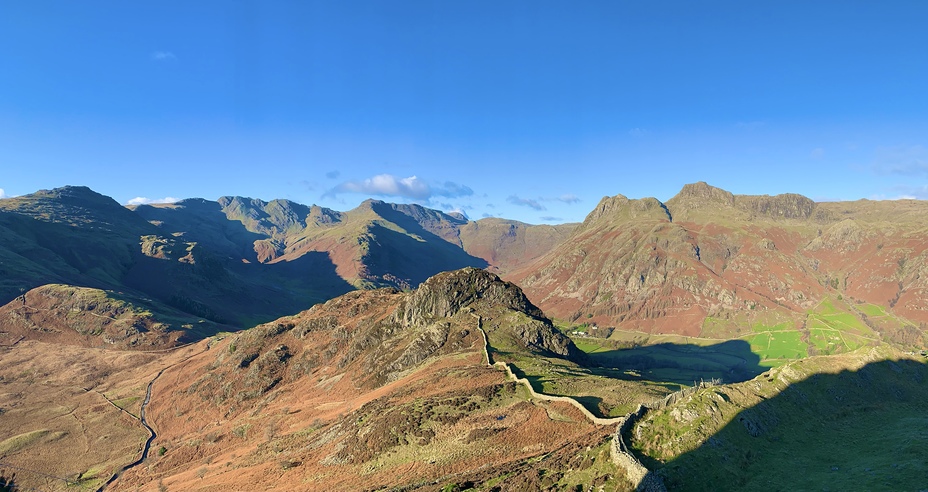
[
  {"x1": 858, "y1": 303, "x2": 888, "y2": 318},
  {"x1": 746, "y1": 330, "x2": 808, "y2": 362}
]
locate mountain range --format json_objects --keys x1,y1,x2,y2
[
  {"x1": 1, "y1": 183, "x2": 927, "y2": 491},
  {"x1": 0, "y1": 186, "x2": 572, "y2": 347},
  {"x1": 3, "y1": 182, "x2": 926, "y2": 355}
]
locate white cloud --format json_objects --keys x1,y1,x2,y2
[
  {"x1": 151, "y1": 51, "x2": 177, "y2": 61},
  {"x1": 0, "y1": 188, "x2": 6, "y2": 198},
  {"x1": 871, "y1": 183, "x2": 928, "y2": 200},
  {"x1": 126, "y1": 196, "x2": 181, "y2": 206},
  {"x1": 334, "y1": 174, "x2": 430, "y2": 199},
  {"x1": 810, "y1": 148, "x2": 825, "y2": 159},
  {"x1": 869, "y1": 194, "x2": 919, "y2": 201},
  {"x1": 557, "y1": 194, "x2": 580, "y2": 204},
  {"x1": 327, "y1": 174, "x2": 473, "y2": 201}
]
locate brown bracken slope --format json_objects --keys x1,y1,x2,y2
[{"x1": 0, "y1": 269, "x2": 629, "y2": 491}]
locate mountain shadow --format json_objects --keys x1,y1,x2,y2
[
  {"x1": 132, "y1": 199, "x2": 270, "y2": 262},
  {"x1": 0, "y1": 471, "x2": 15, "y2": 492},
  {"x1": 0, "y1": 207, "x2": 152, "y2": 303},
  {"x1": 587, "y1": 339, "x2": 766, "y2": 385},
  {"x1": 633, "y1": 355, "x2": 928, "y2": 491},
  {"x1": 362, "y1": 222, "x2": 488, "y2": 289}
]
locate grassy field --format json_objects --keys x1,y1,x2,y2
[{"x1": 747, "y1": 329, "x2": 807, "y2": 363}]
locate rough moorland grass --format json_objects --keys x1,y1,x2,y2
[{"x1": 0, "y1": 429, "x2": 65, "y2": 455}]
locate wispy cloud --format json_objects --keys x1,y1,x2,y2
[
  {"x1": 540, "y1": 216, "x2": 562, "y2": 222},
  {"x1": 325, "y1": 170, "x2": 340, "y2": 179},
  {"x1": 628, "y1": 128, "x2": 648, "y2": 138},
  {"x1": 507, "y1": 195, "x2": 546, "y2": 211},
  {"x1": 126, "y1": 196, "x2": 181, "y2": 206},
  {"x1": 810, "y1": 148, "x2": 825, "y2": 159},
  {"x1": 438, "y1": 203, "x2": 470, "y2": 219},
  {"x1": 873, "y1": 184, "x2": 928, "y2": 200},
  {"x1": 556, "y1": 194, "x2": 580, "y2": 204},
  {"x1": 870, "y1": 193, "x2": 920, "y2": 200},
  {"x1": 0, "y1": 188, "x2": 6, "y2": 199},
  {"x1": 872, "y1": 145, "x2": 928, "y2": 176},
  {"x1": 434, "y1": 181, "x2": 474, "y2": 198},
  {"x1": 326, "y1": 174, "x2": 473, "y2": 201},
  {"x1": 151, "y1": 51, "x2": 176, "y2": 61}
]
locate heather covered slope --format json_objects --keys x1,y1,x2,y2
[
  {"x1": 511, "y1": 182, "x2": 928, "y2": 357},
  {"x1": 0, "y1": 269, "x2": 626, "y2": 491}
]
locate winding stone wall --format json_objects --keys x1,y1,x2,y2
[{"x1": 475, "y1": 316, "x2": 665, "y2": 490}]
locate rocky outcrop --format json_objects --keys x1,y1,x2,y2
[
  {"x1": 401, "y1": 268, "x2": 545, "y2": 325},
  {"x1": 736, "y1": 193, "x2": 816, "y2": 220},
  {"x1": 583, "y1": 195, "x2": 672, "y2": 225},
  {"x1": 401, "y1": 268, "x2": 584, "y2": 361}
]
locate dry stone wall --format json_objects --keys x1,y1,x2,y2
[{"x1": 475, "y1": 316, "x2": 666, "y2": 491}]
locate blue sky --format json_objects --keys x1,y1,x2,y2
[{"x1": 2, "y1": 1, "x2": 927, "y2": 223}]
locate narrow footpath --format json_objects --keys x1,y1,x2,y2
[
  {"x1": 95, "y1": 369, "x2": 164, "y2": 492},
  {"x1": 96, "y1": 339, "x2": 214, "y2": 491}
]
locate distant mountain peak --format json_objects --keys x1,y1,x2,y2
[
  {"x1": 34, "y1": 185, "x2": 121, "y2": 206},
  {"x1": 583, "y1": 194, "x2": 671, "y2": 224},
  {"x1": 667, "y1": 182, "x2": 820, "y2": 221},
  {"x1": 672, "y1": 182, "x2": 736, "y2": 205}
]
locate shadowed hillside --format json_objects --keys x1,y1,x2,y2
[
  {"x1": 0, "y1": 186, "x2": 159, "y2": 302},
  {"x1": 630, "y1": 348, "x2": 928, "y2": 490},
  {"x1": 1, "y1": 187, "x2": 571, "y2": 338}
]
